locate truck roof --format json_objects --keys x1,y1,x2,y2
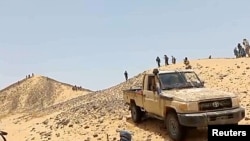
[{"x1": 146, "y1": 69, "x2": 195, "y2": 75}]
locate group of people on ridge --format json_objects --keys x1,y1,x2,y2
[
  {"x1": 156, "y1": 55, "x2": 192, "y2": 69},
  {"x1": 156, "y1": 55, "x2": 176, "y2": 67},
  {"x1": 234, "y1": 38, "x2": 250, "y2": 58},
  {"x1": 124, "y1": 55, "x2": 193, "y2": 81}
]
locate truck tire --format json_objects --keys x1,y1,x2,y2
[
  {"x1": 130, "y1": 103, "x2": 143, "y2": 123},
  {"x1": 165, "y1": 112, "x2": 186, "y2": 141}
]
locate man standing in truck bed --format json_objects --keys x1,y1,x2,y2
[{"x1": 184, "y1": 57, "x2": 192, "y2": 69}]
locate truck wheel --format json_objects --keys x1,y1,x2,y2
[
  {"x1": 165, "y1": 112, "x2": 186, "y2": 141},
  {"x1": 131, "y1": 103, "x2": 143, "y2": 123}
]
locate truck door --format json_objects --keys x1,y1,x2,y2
[{"x1": 143, "y1": 75, "x2": 160, "y2": 114}]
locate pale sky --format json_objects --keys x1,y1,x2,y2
[{"x1": 0, "y1": 0, "x2": 250, "y2": 91}]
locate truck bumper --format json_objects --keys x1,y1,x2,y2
[{"x1": 177, "y1": 108, "x2": 245, "y2": 127}]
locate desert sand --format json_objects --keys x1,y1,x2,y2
[{"x1": 0, "y1": 57, "x2": 249, "y2": 141}]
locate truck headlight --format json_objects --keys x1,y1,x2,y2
[
  {"x1": 178, "y1": 102, "x2": 198, "y2": 112},
  {"x1": 179, "y1": 103, "x2": 188, "y2": 111},
  {"x1": 231, "y1": 97, "x2": 240, "y2": 107}
]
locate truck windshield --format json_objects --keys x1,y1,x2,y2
[{"x1": 159, "y1": 72, "x2": 203, "y2": 90}]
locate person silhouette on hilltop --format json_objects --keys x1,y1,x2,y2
[
  {"x1": 238, "y1": 43, "x2": 246, "y2": 57},
  {"x1": 243, "y1": 38, "x2": 250, "y2": 57},
  {"x1": 124, "y1": 71, "x2": 128, "y2": 81},
  {"x1": 171, "y1": 56, "x2": 176, "y2": 64},
  {"x1": 164, "y1": 55, "x2": 169, "y2": 66},
  {"x1": 234, "y1": 47, "x2": 239, "y2": 58},
  {"x1": 156, "y1": 56, "x2": 161, "y2": 67}
]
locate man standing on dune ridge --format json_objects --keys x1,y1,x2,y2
[
  {"x1": 124, "y1": 71, "x2": 128, "y2": 81},
  {"x1": 243, "y1": 38, "x2": 250, "y2": 57},
  {"x1": 234, "y1": 47, "x2": 239, "y2": 58},
  {"x1": 171, "y1": 56, "x2": 176, "y2": 64},
  {"x1": 156, "y1": 56, "x2": 161, "y2": 67},
  {"x1": 164, "y1": 55, "x2": 169, "y2": 66}
]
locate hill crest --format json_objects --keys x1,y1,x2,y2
[{"x1": 0, "y1": 74, "x2": 93, "y2": 116}]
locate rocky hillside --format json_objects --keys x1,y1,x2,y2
[
  {"x1": 1, "y1": 58, "x2": 250, "y2": 141},
  {"x1": 0, "y1": 75, "x2": 92, "y2": 117}
]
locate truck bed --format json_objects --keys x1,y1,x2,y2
[{"x1": 123, "y1": 88, "x2": 144, "y2": 107}]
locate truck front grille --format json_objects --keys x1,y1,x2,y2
[{"x1": 198, "y1": 98, "x2": 232, "y2": 111}]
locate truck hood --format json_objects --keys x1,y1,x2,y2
[{"x1": 161, "y1": 88, "x2": 236, "y2": 102}]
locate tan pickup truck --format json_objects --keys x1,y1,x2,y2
[{"x1": 123, "y1": 69, "x2": 245, "y2": 141}]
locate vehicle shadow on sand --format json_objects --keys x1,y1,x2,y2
[{"x1": 126, "y1": 117, "x2": 208, "y2": 141}]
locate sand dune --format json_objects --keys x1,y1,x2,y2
[
  {"x1": 0, "y1": 75, "x2": 92, "y2": 117},
  {"x1": 0, "y1": 58, "x2": 249, "y2": 141}
]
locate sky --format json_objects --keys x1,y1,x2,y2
[{"x1": 0, "y1": 0, "x2": 250, "y2": 91}]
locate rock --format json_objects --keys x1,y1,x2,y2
[
  {"x1": 57, "y1": 119, "x2": 70, "y2": 126},
  {"x1": 84, "y1": 125, "x2": 89, "y2": 129},
  {"x1": 30, "y1": 128, "x2": 35, "y2": 132},
  {"x1": 93, "y1": 133, "x2": 98, "y2": 138},
  {"x1": 92, "y1": 105, "x2": 98, "y2": 110},
  {"x1": 42, "y1": 119, "x2": 49, "y2": 125},
  {"x1": 74, "y1": 120, "x2": 80, "y2": 124},
  {"x1": 125, "y1": 115, "x2": 131, "y2": 120},
  {"x1": 118, "y1": 116, "x2": 123, "y2": 120},
  {"x1": 84, "y1": 137, "x2": 91, "y2": 141},
  {"x1": 245, "y1": 117, "x2": 250, "y2": 121},
  {"x1": 98, "y1": 118, "x2": 104, "y2": 123},
  {"x1": 100, "y1": 112, "x2": 106, "y2": 116}
]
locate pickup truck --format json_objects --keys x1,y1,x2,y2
[{"x1": 123, "y1": 69, "x2": 245, "y2": 141}]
